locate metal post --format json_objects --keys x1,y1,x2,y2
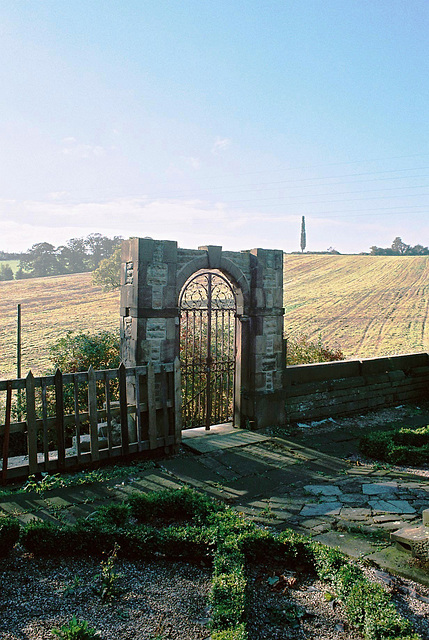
[{"x1": 17, "y1": 304, "x2": 21, "y2": 379}]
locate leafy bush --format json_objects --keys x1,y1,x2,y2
[
  {"x1": 52, "y1": 615, "x2": 100, "y2": 639},
  {"x1": 346, "y1": 581, "x2": 415, "y2": 640},
  {"x1": 360, "y1": 425, "x2": 429, "y2": 466},
  {"x1": 237, "y1": 527, "x2": 312, "y2": 569},
  {"x1": 210, "y1": 571, "x2": 247, "y2": 630},
  {"x1": 93, "y1": 502, "x2": 131, "y2": 528},
  {"x1": 0, "y1": 517, "x2": 20, "y2": 556},
  {"x1": 211, "y1": 624, "x2": 247, "y2": 640},
  {"x1": 49, "y1": 330, "x2": 120, "y2": 373},
  {"x1": 128, "y1": 486, "x2": 222, "y2": 524},
  {"x1": 286, "y1": 333, "x2": 344, "y2": 365},
  {"x1": 21, "y1": 520, "x2": 117, "y2": 557}
]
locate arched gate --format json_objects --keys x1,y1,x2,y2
[{"x1": 179, "y1": 270, "x2": 236, "y2": 429}]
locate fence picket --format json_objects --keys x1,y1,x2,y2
[
  {"x1": 104, "y1": 372, "x2": 113, "y2": 455},
  {"x1": 1, "y1": 382, "x2": 12, "y2": 483},
  {"x1": 88, "y1": 366, "x2": 99, "y2": 461},
  {"x1": 118, "y1": 363, "x2": 129, "y2": 455},
  {"x1": 73, "y1": 376, "x2": 82, "y2": 462},
  {"x1": 54, "y1": 369, "x2": 66, "y2": 471},
  {"x1": 26, "y1": 372, "x2": 38, "y2": 475},
  {"x1": 41, "y1": 378, "x2": 49, "y2": 470}
]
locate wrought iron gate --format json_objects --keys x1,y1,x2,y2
[{"x1": 179, "y1": 271, "x2": 236, "y2": 429}]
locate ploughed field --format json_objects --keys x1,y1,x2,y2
[
  {"x1": 1, "y1": 254, "x2": 429, "y2": 379},
  {"x1": 284, "y1": 254, "x2": 429, "y2": 360}
]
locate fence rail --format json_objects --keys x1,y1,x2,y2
[{"x1": 0, "y1": 359, "x2": 182, "y2": 482}]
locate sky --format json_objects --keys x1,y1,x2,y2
[{"x1": 0, "y1": 0, "x2": 428, "y2": 254}]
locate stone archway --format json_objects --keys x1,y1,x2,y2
[{"x1": 119, "y1": 239, "x2": 285, "y2": 433}]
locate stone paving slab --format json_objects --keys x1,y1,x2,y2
[
  {"x1": 369, "y1": 499, "x2": 416, "y2": 514},
  {"x1": 304, "y1": 484, "x2": 343, "y2": 496},
  {"x1": 362, "y1": 482, "x2": 398, "y2": 495},
  {"x1": 300, "y1": 502, "x2": 343, "y2": 517},
  {"x1": 182, "y1": 429, "x2": 270, "y2": 454}
]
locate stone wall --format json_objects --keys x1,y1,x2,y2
[{"x1": 283, "y1": 352, "x2": 429, "y2": 422}]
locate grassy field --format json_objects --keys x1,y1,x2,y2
[
  {"x1": 1, "y1": 254, "x2": 429, "y2": 379},
  {"x1": 0, "y1": 272, "x2": 119, "y2": 379},
  {"x1": 284, "y1": 254, "x2": 429, "y2": 359}
]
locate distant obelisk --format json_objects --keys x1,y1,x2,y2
[{"x1": 300, "y1": 216, "x2": 306, "y2": 253}]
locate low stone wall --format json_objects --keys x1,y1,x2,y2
[{"x1": 283, "y1": 352, "x2": 429, "y2": 422}]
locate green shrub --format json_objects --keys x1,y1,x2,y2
[
  {"x1": 210, "y1": 571, "x2": 246, "y2": 630},
  {"x1": 93, "y1": 502, "x2": 130, "y2": 528},
  {"x1": 49, "y1": 330, "x2": 120, "y2": 373},
  {"x1": 360, "y1": 425, "x2": 429, "y2": 466},
  {"x1": 52, "y1": 615, "x2": 99, "y2": 639},
  {"x1": 17, "y1": 488, "x2": 420, "y2": 640},
  {"x1": 0, "y1": 517, "x2": 20, "y2": 556},
  {"x1": 311, "y1": 543, "x2": 350, "y2": 583},
  {"x1": 20, "y1": 520, "x2": 117, "y2": 557},
  {"x1": 237, "y1": 527, "x2": 312, "y2": 569},
  {"x1": 346, "y1": 581, "x2": 415, "y2": 640},
  {"x1": 211, "y1": 624, "x2": 248, "y2": 640},
  {"x1": 128, "y1": 486, "x2": 222, "y2": 524},
  {"x1": 286, "y1": 333, "x2": 344, "y2": 365}
]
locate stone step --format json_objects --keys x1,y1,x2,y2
[
  {"x1": 391, "y1": 524, "x2": 429, "y2": 561},
  {"x1": 423, "y1": 508, "x2": 429, "y2": 526}
]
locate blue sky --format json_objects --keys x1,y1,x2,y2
[{"x1": 0, "y1": 0, "x2": 428, "y2": 253}]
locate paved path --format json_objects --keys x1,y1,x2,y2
[{"x1": 1, "y1": 425, "x2": 428, "y2": 584}]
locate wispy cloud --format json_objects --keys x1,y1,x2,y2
[
  {"x1": 61, "y1": 137, "x2": 106, "y2": 159},
  {"x1": 211, "y1": 137, "x2": 231, "y2": 154}
]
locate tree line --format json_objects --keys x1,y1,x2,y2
[
  {"x1": 0, "y1": 233, "x2": 122, "y2": 281},
  {"x1": 369, "y1": 237, "x2": 429, "y2": 256}
]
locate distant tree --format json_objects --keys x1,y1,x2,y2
[
  {"x1": 85, "y1": 233, "x2": 122, "y2": 270},
  {"x1": 408, "y1": 244, "x2": 429, "y2": 255},
  {"x1": 0, "y1": 264, "x2": 14, "y2": 281},
  {"x1": 58, "y1": 237, "x2": 89, "y2": 273},
  {"x1": 92, "y1": 247, "x2": 121, "y2": 291},
  {"x1": 300, "y1": 216, "x2": 306, "y2": 253},
  {"x1": 15, "y1": 267, "x2": 32, "y2": 279},
  {"x1": 19, "y1": 242, "x2": 59, "y2": 277},
  {"x1": 391, "y1": 237, "x2": 410, "y2": 255}
]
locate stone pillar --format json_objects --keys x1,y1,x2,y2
[
  {"x1": 120, "y1": 238, "x2": 179, "y2": 367},
  {"x1": 246, "y1": 248, "x2": 285, "y2": 427}
]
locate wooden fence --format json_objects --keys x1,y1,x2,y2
[{"x1": 0, "y1": 359, "x2": 182, "y2": 482}]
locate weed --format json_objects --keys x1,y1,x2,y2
[
  {"x1": 23, "y1": 473, "x2": 63, "y2": 495},
  {"x1": 92, "y1": 544, "x2": 122, "y2": 601},
  {"x1": 52, "y1": 616, "x2": 99, "y2": 640},
  {"x1": 62, "y1": 575, "x2": 83, "y2": 597}
]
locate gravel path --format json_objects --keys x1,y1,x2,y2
[
  {"x1": 0, "y1": 549, "x2": 212, "y2": 640},
  {"x1": 1, "y1": 548, "x2": 428, "y2": 640}
]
